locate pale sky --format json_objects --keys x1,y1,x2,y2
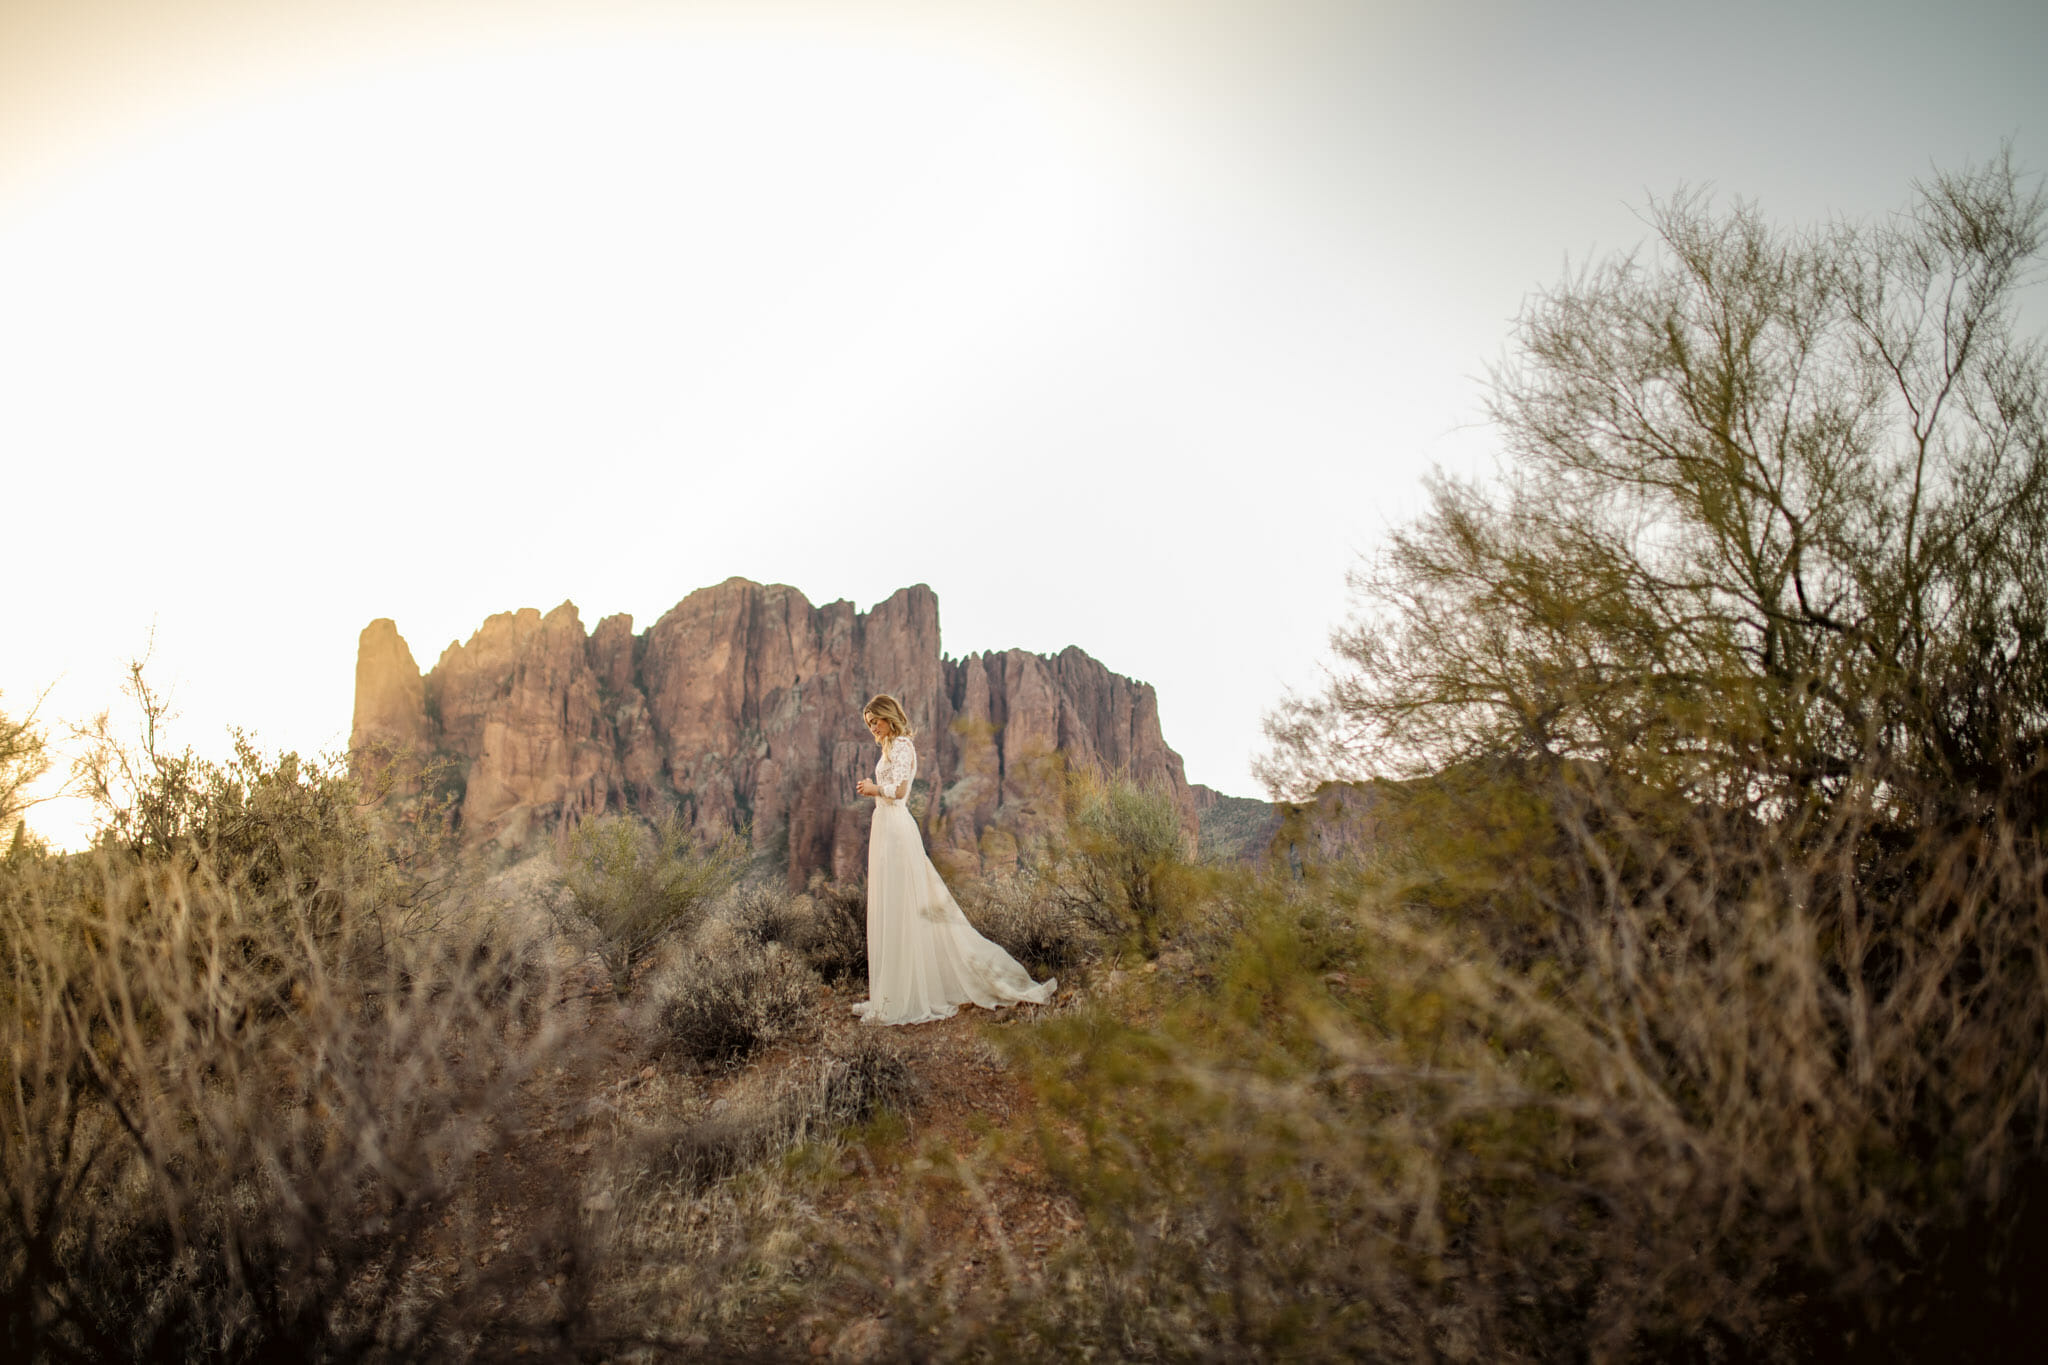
[{"x1": 5, "y1": 0, "x2": 2045, "y2": 845}]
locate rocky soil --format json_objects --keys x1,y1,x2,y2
[{"x1": 419, "y1": 875, "x2": 1094, "y2": 1362}]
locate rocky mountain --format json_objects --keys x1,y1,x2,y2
[
  {"x1": 1190, "y1": 785, "x2": 1286, "y2": 864},
  {"x1": 350, "y1": 578, "x2": 1201, "y2": 885}
]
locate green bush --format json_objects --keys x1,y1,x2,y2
[
  {"x1": 1042, "y1": 772, "x2": 1192, "y2": 957},
  {"x1": 550, "y1": 814, "x2": 745, "y2": 996}
]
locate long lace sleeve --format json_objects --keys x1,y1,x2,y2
[{"x1": 876, "y1": 738, "x2": 917, "y2": 803}]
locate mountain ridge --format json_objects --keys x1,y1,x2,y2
[{"x1": 351, "y1": 578, "x2": 1218, "y2": 885}]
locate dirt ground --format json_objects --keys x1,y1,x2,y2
[{"x1": 435, "y1": 952, "x2": 1095, "y2": 1360}]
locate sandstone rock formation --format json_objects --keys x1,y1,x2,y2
[
  {"x1": 350, "y1": 619, "x2": 429, "y2": 779},
  {"x1": 350, "y1": 579, "x2": 1199, "y2": 884}
]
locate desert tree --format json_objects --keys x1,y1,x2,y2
[
  {"x1": 1249, "y1": 152, "x2": 2048, "y2": 1356},
  {"x1": 1264, "y1": 147, "x2": 2048, "y2": 827},
  {"x1": 1, "y1": 691, "x2": 53, "y2": 854}
]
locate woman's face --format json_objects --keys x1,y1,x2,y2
[{"x1": 865, "y1": 713, "x2": 891, "y2": 742}]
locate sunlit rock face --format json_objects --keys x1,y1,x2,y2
[
  {"x1": 349, "y1": 578, "x2": 1197, "y2": 885},
  {"x1": 423, "y1": 602, "x2": 618, "y2": 849},
  {"x1": 349, "y1": 618, "x2": 431, "y2": 795}
]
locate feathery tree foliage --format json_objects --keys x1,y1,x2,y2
[
  {"x1": 1253, "y1": 152, "x2": 2048, "y2": 1358},
  {"x1": 1266, "y1": 149, "x2": 2048, "y2": 828}
]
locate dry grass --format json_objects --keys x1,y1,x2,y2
[
  {"x1": 644, "y1": 1032, "x2": 918, "y2": 1189},
  {"x1": 650, "y1": 927, "x2": 824, "y2": 1071},
  {"x1": 856, "y1": 764, "x2": 2048, "y2": 1363},
  {"x1": 14, "y1": 671, "x2": 2043, "y2": 1362},
  {"x1": 0, "y1": 846, "x2": 597, "y2": 1361}
]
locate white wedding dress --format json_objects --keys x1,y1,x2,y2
[{"x1": 851, "y1": 736, "x2": 1057, "y2": 1025}]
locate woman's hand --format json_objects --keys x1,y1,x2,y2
[{"x1": 856, "y1": 779, "x2": 880, "y2": 798}]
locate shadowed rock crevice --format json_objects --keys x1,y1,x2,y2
[{"x1": 350, "y1": 579, "x2": 1200, "y2": 884}]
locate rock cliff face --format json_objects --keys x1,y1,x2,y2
[
  {"x1": 1190, "y1": 784, "x2": 1285, "y2": 864},
  {"x1": 350, "y1": 578, "x2": 1197, "y2": 884}
]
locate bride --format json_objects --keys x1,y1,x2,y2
[{"x1": 850, "y1": 694, "x2": 1057, "y2": 1025}]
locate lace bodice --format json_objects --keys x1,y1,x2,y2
[{"x1": 875, "y1": 736, "x2": 916, "y2": 803}]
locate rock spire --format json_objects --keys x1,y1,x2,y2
[{"x1": 350, "y1": 578, "x2": 1197, "y2": 884}]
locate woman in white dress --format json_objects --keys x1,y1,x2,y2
[{"x1": 850, "y1": 694, "x2": 1057, "y2": 1025}]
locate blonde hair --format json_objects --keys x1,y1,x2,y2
[{"x1": 862, "y1": 694, "x2": 913, "y2": 750}]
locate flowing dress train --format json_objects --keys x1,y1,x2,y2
[{"x1": 851, "y1": 736, "x2": 1057, "y2": 1026}]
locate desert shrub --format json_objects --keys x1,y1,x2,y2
[
  {"x1": 717, "y1": 878, "x2": 810, "y2": 948},
  {"x1": 980, "y1": 758, "x2": 2037, "y2": 1362},
  {"x1": 1217, "y1": 155, "x2": 2048, "y2": 1360},
  {"x1": 591, "y1": 1034, "x2": 922, "y2": 1357},
  {"x1": 0, "y1": 827, "x2": 600, "y2": 1363},
  {"x1": 551, "y1": 814, "x2": 745, "y2": 997},
  {"x1": 995, "y1": 964, "x2": 1424, "y2": 1360},
  {"x1": 652, "y1": 938, "x2": 823, "y2": 1070},
  {"x1": 958, "y1": 875, "x2": 1099, "y2": 980},
  {"x1": 715, "y1": 874, "x2": 868, "y2": 984},
  {"x1": 791, "y1": 871, "x2": 868, "y2": 986},
  {"x1": 650, "y1": 1032, "x2": 919, "y2": 1190},
  {"x1": 0, "y1": 689, "x2": 634, "y2": 1363},
  {"x1": 810, "y1": 1028, "x2": 922, "y2": 1128},
  {"x1": 72, "y1": 663, "x2": 422, "y2": 893},
  {"x1": 1146, "y1": 858, "x2": 1273, "y2": 975},
  {"x1": 55, "y1": 666, "x2": 473, "y2": 997},
  {"x1": 798, "y1": 892, "x2": 1465, "y2": 1364},
  {"x1": 1041, "y1": 772, "x2": 1192, "y2": 957},
  {"x1": 1419, "y1": 756, "x2": 2048, "y2": 1360}
]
